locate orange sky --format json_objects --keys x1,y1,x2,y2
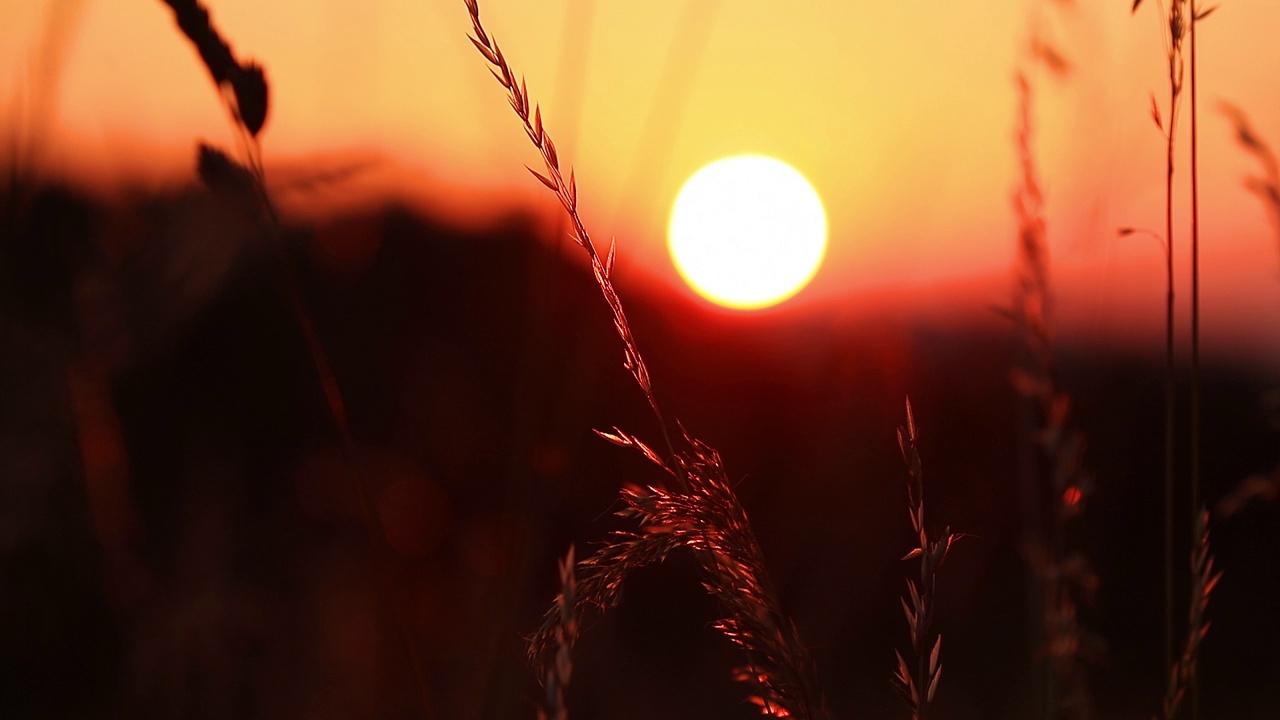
[{"x1": 4, "y1": 0, "x2": 1280, "y2": 363}]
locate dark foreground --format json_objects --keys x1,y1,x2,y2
[{"x1": 2, "y1": 179, "x2": 1278, "y2": 719}]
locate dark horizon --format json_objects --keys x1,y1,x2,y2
[{"x1": 2, "y1": 176, "x2": 1277, "y2": 719}]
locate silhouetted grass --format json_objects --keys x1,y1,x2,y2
[
  {"x1": 1161, "y1": 510, "x2": 1221, "y2": 720},
  {"x1": 1133, "y1": 0, "x2": 1186, "y2": 684},
  {"x1": 1131, "y1": 4, "x2": 1223, "y2": 718},
  {"x1": 462, "y1": 0, "x2": 820, "y2": 715},
  {"x1": 537, "y1": 546, "x2": 578, "y2": 720},
  {"x1": 1217, "y1": 104, "x2": 1280, "y2": 517},
  {"x1": 160, "y1": 1, "x2": 435, "y2": 716},
  {"x1": 1222, "y1": 103, "x2": 1280, "y2": 252},
  {"x1": 1011, "y1": 31, "x2": 1101, "y2": 716},
  {"x1": 893, "y1": 399, "x2": 964, "y2": 720}
]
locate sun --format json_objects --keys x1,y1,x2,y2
[{"x1": 668, "y1": 154, "x2": 828, "y2": 310}]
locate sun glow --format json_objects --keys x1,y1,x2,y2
[{"x1": 668, "y1": 155, "x2": 828, "y2": 310}]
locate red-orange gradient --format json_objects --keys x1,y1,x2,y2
[{"x1": 3, "y1": 0, "x2": 1280, "y2": 360}]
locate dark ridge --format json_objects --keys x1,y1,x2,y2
[{"x1": 0, "y1": 177, "x2": 1276, "y2": 719}]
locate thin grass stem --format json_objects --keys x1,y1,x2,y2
[
  {"x1": 160, "y1": 2, "x2": 434, "y2": 715},
  {"x1": 461, "y1": 2, "x2": 818, "y2": 715},
  {"x1": 1188, "y1": 7, "x2": 1202, "y2": 716}
]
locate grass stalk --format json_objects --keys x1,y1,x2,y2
[
  {"x1": 1137, "y1": 4, "x2": 1225, "y2": 716},
  {"x1": 1221, "y1": 104, "x2": 1280, "y2": 244},
  {"x1": 1013, "y1": 61, "x2": 1098, "y2": 720},
  {"x1": 463, "y1": 0, "x2": 673, "y2": 459},
  {"x1": 1189, "y1": 4, "x2": 1200, "y2": 517},
  {"x1": 461, "y1": 1, "x2": 818, "y2": 715},
  {"x1": 537, "y1": 547, "x2": 579, "y2": 720},
  {"x1": 161, "y1": 2, "x2": 434, "y2": 716},
  {"x1": 1164, "y1": 160, "x2": 1176, "y2": 717},
  {"x1": 1164, "y1": 87, "x2": 1177, "y2": 711},
  {"x1": 893, "y1": 399, "x2": 964, "y2": 720},
  {"x1": 1135, "y1": 0, "x2": 1188, "y2": 688},
  {"x1": 1160, "y1": 510, "x2": 1222, "y2": 720},
  {"x1": 1188, "y1": 5, "x2": 1201, "y2": 716},
  {"x1": 1012, "y1": 69, "x2": 1050, "y2": 718},
  {"x1": 1220, "y1": 101, "x2": 1280, "y2": 514}
]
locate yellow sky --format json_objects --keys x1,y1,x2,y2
[{"x1": 4, "y1": 0, "x2": 1280, "y2": 358}]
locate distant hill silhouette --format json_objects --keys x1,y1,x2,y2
[{"x1": 1, "y1": 175, "x2": 1277, "y2": 719}]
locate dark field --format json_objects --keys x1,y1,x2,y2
[{"x1": 2, "y1": 180, "x2": 1277, "y2": 719}]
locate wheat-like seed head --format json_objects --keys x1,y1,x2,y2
[
  {"x1": 462, "y1": 3, "x2": 821, "y2": 716},
  {"x1": 893, "y1": 398, "x2": 964, "y2": 720},
  {"x1": 1221, "y1": 103, "x2": 1280, "y2": 249},
  {"x1": 1159, "y1": 509, "x2": 1222, "y2": 720},
  {"x1": 1012, "y1": 62, "x2": 1101, "y2": 720}
]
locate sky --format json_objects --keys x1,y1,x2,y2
[{"x1": 3, "y1": 0, "x2": 1280, "y2": 362}]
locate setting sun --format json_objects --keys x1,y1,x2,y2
[{"x1": 668, "y1": 155, "x2": 828, "y2": 310}]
